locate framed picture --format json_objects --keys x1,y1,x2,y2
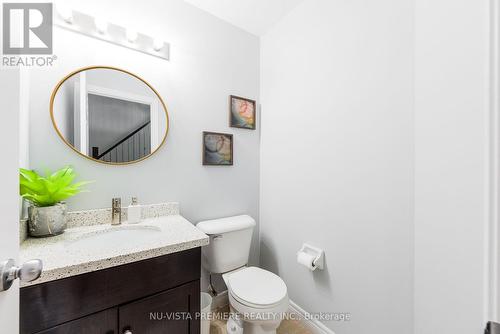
[
  {"x1": 230, "y1": 95, "x2": 256, "y2": 130},
  {"x1": 203, "y1": 131, "x2": 233, "y2": 166}
]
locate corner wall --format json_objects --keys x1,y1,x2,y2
[{"x1": 414, "y1": 0, "x2": 490, "y2": 333}]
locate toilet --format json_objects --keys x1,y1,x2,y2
[{"x1": 197, "y1": 215, "x2": 288, "y2": 334}]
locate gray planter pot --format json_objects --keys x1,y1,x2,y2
[{"x1": 28, "y1": 203, "x2": 67, "y2": 237}]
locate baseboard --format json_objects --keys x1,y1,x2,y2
[{"x1": 288, "y1": 299, "x2": 336, "y2": 334}]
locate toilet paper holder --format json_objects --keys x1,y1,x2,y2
[{"x1": 297, "y1": 243, "x2": 325, "y2": 270}]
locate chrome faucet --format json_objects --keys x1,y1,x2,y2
[{"x1": 111, "y1": 198, "x2": 121, "y2": 225}]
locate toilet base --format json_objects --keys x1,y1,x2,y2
[{"x1": 228, "y1": 305, "x2": 284, "y2": 334}]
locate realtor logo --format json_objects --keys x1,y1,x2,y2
[{"x1": 3, "y1": 3, "x2": 53, "y2": 54}]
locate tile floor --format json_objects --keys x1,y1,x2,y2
[{"x1": 209, "y1": 307, "x2": 312, "y2": 334}]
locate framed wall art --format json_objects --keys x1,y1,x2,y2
[
  {"x1": 202, "y1": 131, "x2": 233, "y2": 166},
  {"x1": 229, "y1": 95, "x2": 256, "y2": 130}
]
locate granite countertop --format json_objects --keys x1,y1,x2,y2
[{"x1": 20, "y1": 213, "x2": 209, "y2": 287}]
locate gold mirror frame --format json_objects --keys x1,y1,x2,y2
[{"x1": 50, "y1": 66, "x2": 169, "y2": 165}]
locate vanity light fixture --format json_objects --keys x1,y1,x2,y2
[
  {"x1": 153, "y1": 38, "x2": 164, "y2": 51},
  {"x1": 126, "y1": 29, "x2": 138, "y2": 43},
  {"x1": 57, "y1": 5, "x2": 73, "y2": 24},
  {"x1": 94, "y1": 18, "x2": 108, "y2": 35},
  {"x1": 54, "y1": 5, "x2": 170, "y2": 61}
]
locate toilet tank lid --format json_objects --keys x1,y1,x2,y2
[{"x1": 196, "y1": 215, "x2": 256, "y2": 235}]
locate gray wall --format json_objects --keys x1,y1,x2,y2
[
  {"x1": 88, "y1": 94, "x2": 151, "y2": 160},
  {"x1": 414, "y1": 0, "x2": 489, "y2": 333},
  {"x1": 27, "y1": 0, "x2": 260, "y2": 265},
  {"x1": 52, "y1": 75, "x2": 75, "y2": 145},
  {"x1": 260, "y1": 0, "x2": 413, "y2": 333}
]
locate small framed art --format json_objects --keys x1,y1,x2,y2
[
  {"x1": 202, "y1": 131, "x2": 233, "y2": 166},
  {"x1": 230, "y1": 95, "x2": 256, "y2": 130}
]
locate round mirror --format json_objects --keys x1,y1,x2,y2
[{"x1": 50, "y1": 66, "x2": 169, "y2": 165}]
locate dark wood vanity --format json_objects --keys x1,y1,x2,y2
[{"x1": 20, "y1": 248, "x2": 201, "y2": 334}]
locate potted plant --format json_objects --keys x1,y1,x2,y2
[{"x1": 20, "y1": 166, "x2": 90, "y2": 237}]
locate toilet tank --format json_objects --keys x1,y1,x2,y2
[{"x1": 196, "y1": 215, "x2": 256, "y2": 274}]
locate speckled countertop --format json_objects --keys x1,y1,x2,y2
[{"x1": 20, "y1": 208, "x2": 209, "y2": 287}]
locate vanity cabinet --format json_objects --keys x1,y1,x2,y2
[
  {"x1": 119, "y1": 281, "x2": 198, "y2": 333},
  {"x1": 20, "y1": 248, "x2": 201, "y2": 334},
  {"x1": 37, "y1": 309, "x2": 117, "y2": 334}
]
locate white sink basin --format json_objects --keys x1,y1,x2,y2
[{"x1": 66, "y1": 225, "x2": 162, "y2": 250}]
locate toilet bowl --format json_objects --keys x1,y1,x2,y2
[
  {"x1": 223, "y1": 267, "x2": 288, "y2": 334},
  {"x1": 196, "y1": 215, "x2": 289, "y2": 334}
]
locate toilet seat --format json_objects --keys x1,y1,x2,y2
[{"x1": 225, "y1": 267, "x2": 287, "y2": 309}]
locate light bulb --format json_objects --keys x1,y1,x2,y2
[
  {"x1": 58, "y1": 4, "x2": 73, "y2": 24},
  {"x1": 95, "y1": 18, "x2": 108, "y2": 34},
  {"x1": 153, "y1": 38, "x2": 164, "y2": 51},
  {"x1": 126, "y1": 29, "x2": 138, "y2": 43}
]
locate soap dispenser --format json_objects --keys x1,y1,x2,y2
[{"x1": 127, "y1": 197, "x2": 141, "y2": 224}]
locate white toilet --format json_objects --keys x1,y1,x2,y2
[{"x1": 197, "y1": 215, "x2": 288, "y2": 334}]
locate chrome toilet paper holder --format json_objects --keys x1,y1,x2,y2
[{"x1": 298, "y1": 243, "x2": 325, "y2": 270}]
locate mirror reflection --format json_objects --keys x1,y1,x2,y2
[{"x1": 51, "y1": 67, "x2": 168, "y2": 164}]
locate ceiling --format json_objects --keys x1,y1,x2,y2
[{"x1": 183, "y1": 0, "x2": 304, "y2": 36}]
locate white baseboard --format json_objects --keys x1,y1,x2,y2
[{"x1": 288, "y1": 299, "x2": 336, "y2": 334}]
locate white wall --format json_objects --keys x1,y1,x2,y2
[
  {"x1": 27, "y1": 0, "x2": 261, "y2": 265},
  {"x1": 0, "y1": 68, "x2": 21, "y2": 334},
  {"x1": 86, "y1": 69, "x2": 158, "y2": 98},
  {"x1": 260, "y1": 0, "x2": 414, "y2": 332},
  {"x1": 414, "y1": 0, "x2": 490, "y2": 333}
]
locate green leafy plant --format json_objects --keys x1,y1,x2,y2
[{"x1": 20, "y1": 166, "x2": 91, "y2": 207}]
